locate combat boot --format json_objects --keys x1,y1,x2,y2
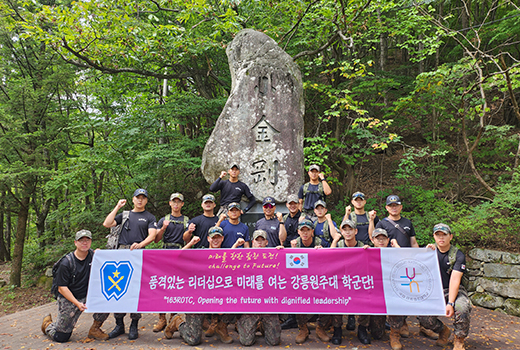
[
  {"x1": 164, "y1": 314, "x2": 185, "y2": 339},
  {"x1": 316, "y1": 325, "x2": 330, "y2": 342},
  {"x1": 108, "y1": 317, "x2": 125, "y2": 339},
  {"x1": 205, "y1": 316, "x2": 217, "y2": 337},
  {"x1": 88, "y1": 320, "x2": 109, "y2": 340},
  {"x1": 202, "y1": 315, "x2": 210, "y2": 330},
  {"x1": 420, "y1": 325, "x2": 439, "y2": 340},
  {"x1": 280, "y1": 314, "x2": 298, "y2": 329},
  {"x1": 389, "y1": 328, "x2": 402, "y2": 350},
  {"x1": 41, "y1": 314, "x2": 52, "y2": 335},
  {"x1": 215, "y1": 321, "x2": 233, "y2": 344},
  {"x1": 153, "y1": 314, "x2": 167, "y2": 332},
  {"x1": 357, "y1": 325, "x2": 371, "y2": 344},
  {"x1": 453, "y1": 335, "x2": 465, "y2": 350},
  {"x1": 128, "y1": 319, "x2": 139, "y2": 340},
  {"x1": 346, "y1": 315, "x2": 356, "y2": 330},
  {"x1": 435, "y1": 324, "x2": 451, "y2": 347},
  {"x1": 295, "y1": 323, "x2": 309, "y2": 344},
  {"x1": 330, "y1": 326, "x2": 342, "y2": 345},
  {"x1": 399, "y1": 320, "x2": 410, "y2": 338}
]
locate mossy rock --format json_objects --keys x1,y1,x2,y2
[
  {"x1": 470, "y1": 292, "x2": 504, "y2": 309},
  {"x1": 37, "y1": 275, "x2": 53, "y2": 290},
  {"x1": 503, "y1": 299, "x2": 520, "y2": 317}
]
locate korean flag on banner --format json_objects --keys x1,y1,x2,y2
[{"x1": 286, "y1": 253, "x2": 308, "y2": 268}]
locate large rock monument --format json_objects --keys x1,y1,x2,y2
[{"x1": 201, "y1": 29, "x2": 305, "y2": 202}]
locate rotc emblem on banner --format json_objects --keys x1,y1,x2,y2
[
  {"x1": 100, "y1": 261, "x2": 134, "y2": 301},
  {"x1": 390, "y1": 259, "x2": 434, "y2": 303},
  {"x1": 286, "y1": 254, "x2": 308, "y2": 268}
]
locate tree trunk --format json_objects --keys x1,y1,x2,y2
[
  {"x1": 0, "y1": 194, "x2": 6, "y2": 262},
  {"x1": 5, "y1": 209, "x2": 11, "y2": 261},
  {"x1": 10, "y1": 195, "x2": 30, "y2": 287},
  {"x1": 377, "y1": 9, "x2": 387, "y2": 72},
  {"x1": 35, "y1": 198, "x2": 52, "y2": 248}
]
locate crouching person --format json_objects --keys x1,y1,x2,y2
[
  {"x1": 236, "y1": 230, "x2": 282, "y2": 346},
  {"x1": 41, "y1": 230, "x2": 109, "y2": 342},
  {"x1": 418, "y1": 223, "x2": 471, "y2": 350}
]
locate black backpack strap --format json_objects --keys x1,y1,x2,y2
[{"x1": 384, "y1": 217, "x2": 410, "y2": 240}]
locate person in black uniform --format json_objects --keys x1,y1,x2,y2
[
  {"x1": 41, "y1": 230, "x2": 108, "y2": 342},
  {"x1": 153, "y1": 192, "x2": 190, "y2": 332},
  {"x1": 343, "y1": 191, "x2": 379, "y2": 244},
  {"x1": 209, "y1": 164, "x2": 256, "y2": 216},
  {"x1": 419, "y1": 223, "x2": 471, "y2": 350},
  {"x1": 98, "y1": 188, "x2": 157, "y2": 340}
]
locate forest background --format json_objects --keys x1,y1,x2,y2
[{"x1": 0, "y1": 0, "x2": 519, "y2": 304}]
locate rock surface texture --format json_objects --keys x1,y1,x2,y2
[
  {"x1": 201, "y1": 29, "x2": 304, "y2": 202},
  {"x1": 467, "y1": 248, "x2": 520, "y2": 316}
]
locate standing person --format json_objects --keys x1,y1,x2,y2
[
  {"x1": 255, "y1": 196, "x2": 287, "y2": 248},
  {"x1": 153, "y1": 192, "x2": 190, "y2": 332},
  {"x1": 183, "y1": 194, "x2": 219, "y2": 249},
  {"x1": 418, "y1": 224, "x2": 471, "y2": 350},
  {"x1": 209, "y1": 164, "x2": 256, "y2": 216},
  {"x1": 279, "y1": 194, "x2": 301, "y2": 330},
  {"x1": 343, "y1": 191, "x2": 379, "y2": 244},
  {"x1": 96, "y1": 188, "x2": 157, "y2": 340},
  {"x1": 291, "y1": 219, "x2": 331, "y2": 344},
  {"x1": 312, "y1": 200, "x2": 340, "y2": 245},
  {"x1": 375, "y1": 195, "x2": 419, "y2": 248},
  {"x1": 298, "y1": 164, "x2": 332, "y2": 221},
  {"x1": 216, "y1": 202, "x2": 250, "y2": 248},
  {"x1": 329, "y1": 219, "x2": 365, "y2": 344},
  {"x1": 164, "y1": 226, "x2": 243, "y2": 344},
  {"x1": 41, "y1": 230, "x2": 109, "y2": 342},
  {"x1": 355, "y1": 228, "x2": 400, "y2": 346},
  {"x1": 376, "y1": 195, "x2": 418, "y2": 341},
  {"x1": 282, "y1": 194, "x2": 302, "y2": 247},
  {"x1": 236, "y1": 230, "x2": 282, "y2": 346}
]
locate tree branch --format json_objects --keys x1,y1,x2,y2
[
  {"x1": 60, "y1": 38, "x2": 192, "y2": 79},
  {"x1": 292, "y1": 32, "x2": 339, "y2": 60}
]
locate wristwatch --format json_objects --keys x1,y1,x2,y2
[
  {"x1": 447, "y1": 302, "x2": 455, "y2": 307},
  {"x1": 320, "y1": 178, "x2": 325, "y2": 181}
]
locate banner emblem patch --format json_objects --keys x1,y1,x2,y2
[{"x1": 100, "y1": 261, "x2": 134, "y2": 301}]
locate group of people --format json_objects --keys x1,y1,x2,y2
[{"x1": 42, "y1": 164, "x2": 471, "y2": 350}]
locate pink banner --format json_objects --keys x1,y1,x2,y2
[{"x1": 138, "y1": 248, "x2": 386, "y2": 314}]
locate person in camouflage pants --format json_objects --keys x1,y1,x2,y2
[
  {"x1": 237, "y1": 313, "x2": 281, "y2": 346},
  {"x1": 234, "y1": 230, "x2": 282, "y2": 346},
  {"x1": 418, "y1": 223, "x2": 471, "y2": 350},
  {"x1": 41, "y1": 230, "x2": 109, "y2": 342}
]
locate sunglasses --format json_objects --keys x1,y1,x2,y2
[{"x1": 263, "y1": 204, "x2": 275, "y2": 209}]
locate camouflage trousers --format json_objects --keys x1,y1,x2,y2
[
  {"x1": 92, "y1": 312, "x2": 141, "y2": 323},
  {"x1": 178, "y1": 314, "x2": 205, "y2": 346},
  {"x1": 388, "y1": 315, "x2": 406, "y2": 329},
  {"x1": 358, "y1": 315, "x2": 386, "y2": 339},
  {"x1": 45, "y1": 296, "x2": 85, "y2": 341},
  {"x1": 418, "y1": 287, "x2": 472, "y2": 338},
  {"x1": 236, "y1": 314, "x2": 281, "y2": 346},
  {"x1": 297, "y1": 314, "x2": 329, "y2": 327}
]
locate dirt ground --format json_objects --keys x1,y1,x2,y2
[{"x1": 0, "y1": 262, "x2": 53, "y2": 318}]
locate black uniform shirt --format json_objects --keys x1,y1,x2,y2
[
  {"x1": 209, "y1": 178, "x2": 255, "y2": 212},
  {"x1": 55, "y1": 250, "x2": 93, "y2": 299},
  {"x1": 115, "y1": 210, "x2": 157, "y2": 246},
  {"x1": 376, "y1": 217, "x2": 416, "y2": 247},
  {"x1": 438, "y1": 248, "x2": 466, "y2": 289},
  {"x1": 188, "y1": 214, "x2": 219, "y2": 248},
  {"x1": 157, "y1": 215, "x2": 188, "y2": 244}
]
